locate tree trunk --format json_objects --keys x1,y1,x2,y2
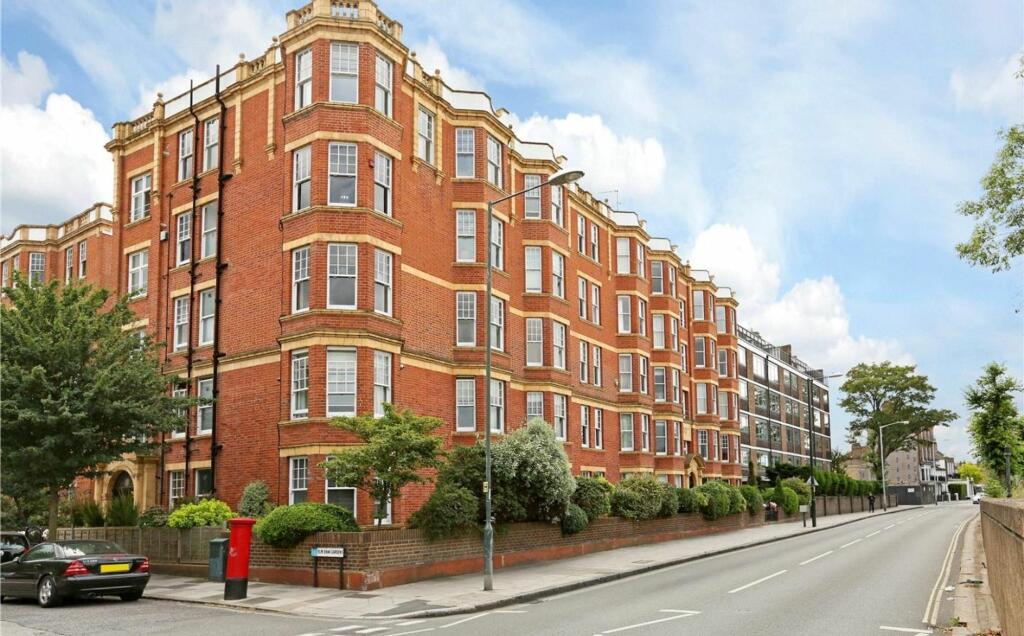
[{"x1": 48, "y1": 486, "x2": 60, "y2": 540}]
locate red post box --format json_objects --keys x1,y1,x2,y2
[{"x1": 224, "y1": 517, "x2": 256, "y2": 600}]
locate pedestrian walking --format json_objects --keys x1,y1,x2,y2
[{"x1": 868, "y1": 493, "x2": 875, "y2": 512}]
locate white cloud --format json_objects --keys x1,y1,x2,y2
[
  {"x1": 1, "y1": 53, "x2": 110, "y2": 232},
  {"x1": 950, "y1": 51, "x2": 1024, "y2": 121},
  {"x1": 153, "y1": 0, "x2": 280, "y2": 73},
  {"x1": 132, "y1": 68, "x2": 210, "y2": 118},
  {"x1": 412, "y1": 37, "x2": 484, "y2": 92},
  {"x1": 1, "y1": 52, "x2": 54, "y2": 107},
  {"x1": 510, "y1": 113, "x2": 667, "y2": 199}
]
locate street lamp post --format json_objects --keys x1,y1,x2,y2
[
  {"x1": 482, "y1": 169, "x2": 583, "y2": 592},
  {"x1": 878, "y1": 420, "x2": 909, "y2": 512}
]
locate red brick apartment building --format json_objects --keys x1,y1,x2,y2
[{"x1": 0, "y1": 0, "x2": 829, "y2": 525}]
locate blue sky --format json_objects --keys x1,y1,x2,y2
[{"x1": 2, "y1": 0, "x2": 1022, "y2": 461}]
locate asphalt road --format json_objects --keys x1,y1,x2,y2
[{"x1": 1, "y1": 503, "x2": 977, "y2": 636}]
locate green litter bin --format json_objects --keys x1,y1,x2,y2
[{"x1": 209, "y1": 537, "x2": 229, "y2": 582}]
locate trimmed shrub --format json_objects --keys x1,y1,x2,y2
[
  {"x1": 658, "y1": 485, "x2": 679, "y2": 518},
  {"x1": 167, "y1": 499, "x2": 234, "y2": 529},
  {"x1": 254, "y1": 503, "x2": 359, "y2": 548},
  {"x1": 572, "y1": 477, "x2": 611, "y2": 522},
  {"x1": 106, "y1": 495, "x2": 139, "y2": 526},
  {"x1": 739, "y1": 486, "x2": 764, "y2": 514},
  {"x1": 696, "y1": 481, "x2": 737, "y2": 520},
  {"x1": 611, "y1": 476, "x2": 662, "y2": 521},
  {"x1": 138, "y1": 506, "x2": 168, "y2": 527},
  {"x1": 782, "y1": 477, "x2": 811, "y2": 505},
  {"x1": 238, "y1": 480, "x2": 274, "y2": 518},
  {"x1": 677, "y1": 488, "x2": 708, "y2": 514},
  {"x1": 728, "y1": 487, "x2": 747, "y2": 515},
  {"x1": 561, "y1": 503, "x2": 589, "y2": 535},
  {"x1": 768, "y1": 485, "x2": 800, "y2": 515},
  {"x1": 408, "y1": 484, "x2": 479, "y2": 541}
]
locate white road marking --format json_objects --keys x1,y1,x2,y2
[
  {"x1": 493, "y1": 610, "x2": 528, "y2": 614},
  {"x1": 296, "y1": 633, "x2": 326, "y2": 636},
  {"x1": 866, "y1": 530, "x2": 881, "y2": 538},
  {"x1": 355, "y1": 629, "x2": 387, "y2": 635},
  {"x1": 840, "y1": 539, "x2": 862, "y2": 549},
  {"x1": 727, "y1": 569, "x2": 787, "y2": 594},
  {"x1": 395, "y1": 620, "x2": 427, "y2": 626},
  {"x1": 659, "y1": 610, "x2": 701, "y2": 614},
  {"x1": 922, "y1": 516, "x2": 971, "y2": 625},
  {"x1": 884, "y1": 524, "x2": 896, "y2": 530},
  {"x1": 880, "y1": 626, "x2": 932, "y2": 634},
  {"x1": 596, "y1": 611, "x2": 698, "y2": 634},
  {"x1": 799, "y1": 550, "x2": 833, "y2": 566},
  {"x1": 389, "y1": 629, "x2": 435, "y2": 636},
  {"x1": 329, "y1": 629, "x2": 363, "y2": 634},
  {"x1": 440, "y1": 613, "x2": 490, "y2": 629}
]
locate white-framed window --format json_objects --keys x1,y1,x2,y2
[
  {"x1": 292, "y1": 246, "x2": 310, "y2": 312},
  {"x1": 654, "y1": 367, "x2": 666, "y2": 401},
  {"x1": 652, "y1": 314, "x2": 665, "y2": 348},
  {"x1": 526, "y1": 318, "x2": 543, "y2": 367},
  {"x1": 490, "y1": 296, "x2": 504, "y2": 350},
  {"x1": 551, "y1": 252, "x2": 565, "y2": 298},
  {"x1": 641, "y1": 415, "x2": 650, "y2": 452},
  {"x1": 681, "y1": 342, "x2": 689, "y2": 373},
  {"x1": 553, "y1": 394, "x2": 567, "y2": 440},
  {"x1": 617, "y1": 295, "x2": 631, "y2": 333},
  {"x1": 330, "y1": 42, "x2": 358, "y2": 102},
  {"x1": 171, "y1": 386, "x2": 187, "y2": 438},
  {"x1": 291, "y1": 349, "x2": 309, "y2": 419},
  {"x1": 594, "y1": 409, "x2": 603, "y2": 448},
  {"x1": 669, "y1": 266, "x2": 677, "y2": 297},
  {"x1": 328, "y1": 142, "x2": 357, "y2": 206},
  {"x1": 456, "y1": 210, "x2": 476, "y2": 262},
  {"x1": 201, "y1": 203, "x2": 217, "y2": 259},
  {"x1": 374, "y1": 151, "x2": 392, "y2": 215},
  {"x1": 293, "y1": 145, "x2": 311, "y2": 211},
  {"x1": 326, "y1": 479, "x2": 356, "y2": 513},
  {"x1": 64, "y1": 247, "x2": 74, "y2": 284},
  {"x1": 169, "y1": 470, "x2": 184, "y2": 508},
  {"x1": 616, "y1": 237, "x2": 630, "y2": 274},
  {"x1": 695, "y1": 337, "x2": 706, "y2": 368},
  {"x1": 490, "y1": 216, "x2": 503, "y2": 270},
  {"x1": 374, "y1": 350, "x2": 392, "y2": 417},
  {"x1": 718, "y1": 349, "x2": 728, "y2": 376},
  {"x1": 525, "y1": 247, "x2": 542, "y2": 293},
  {"x1": 640, "y1": 356, "x2": 649, "y2": 394},
  {"x1": 718, "y1": 390, "x2": 729, "y2": 420},
  {"x1": 78, "y1": 240, "x2": 87, "y2": 278},
  {"x1": 128, "y1": 249, "x2": 148, "y2": 296},
  {"x1": 195, "y1": 470, "x2": 211, "y2": 498},
  {"x1": 456, "y1": 291, "x2": 476, "y2": 346},
  {"x1": 203, "y1": 117, "x2": 219, "y2": 171},
  {"x1": 374, "y1": 249, "x2": 393, "y2": 315},
  {"x1": 130, "y1": 174, "x2": 151, "y2": 222},
  {"x1": 374, "y1": 53, "x2": 392, "y2": 116},
  {"x1": 670, "y1": 318, "x2": 678, "y2": 351},
  {"x1": 2, "y1": 259, "x2": 9, "y2": 289},
  {"x1": 417, "y1": 106, "x2": 435, "y2": 164},
  {"x1": 618, "y1": 354, "x2": 633, "y2": 392},
  {"x1": 26, "y1": 252, "x2": 43, "y2": 285},
  {"x1": 197, "y1": 378, "x2": 213, "y2": 434},
  {"x1": 456, "y1": 378, "x2": 476, "y2": 431},
  {"x1": 489, "y1": 379, "x2": 505, "y2": 433},
  {"x1": 524, "y1": 174, "x2": 541, "y2": 218},
  {"x1": 486, "y1": 135, "x2": 502, "y2": 188},
  {"x1": 198, "y1": 289, "x2": 215, "y2": 346},
  {"x1": 672, "y1": 369, "x2": 681, "y2": 403},
  {"x1": 651, "y1": 261, "x2": 664, "y2": 294},
  {"x1": 577, "y1": 278, "x2": 587, "y2": 317},
  {"x1": 620, "y1": 413, "x2": 634, "y2": 451},
  {"x1": 698, "y1": 430, "x2": 709, "y2": 459},
  {"x1": 721, "y1": 432, "x2": 730, "y2": 462},
  {"x1": 636, "y1": 244, "x2": 646, "y2": 278},
  {"x1": 592, "y1": 345, "x2": 602, "y2": 386},
  {"x1": 552, "y1": 322, "x2": 566, "y2": 369},
  {"x1": 638, "y1": 300, "x2": 647, "y2": 337},
  {"x1": 173, "y1": 296, "x2": 189, "y2": 351},
  {"x1": 590, "y1": 283, "x2": 601, "y2": 324},
  {"x1": 176, "y1": 212, "x2": 191, "y2": 266},
  {"x1": 551, "y1": 184, "x2": 563, "y2": 225},
  {"x1": 327, "y1": 243, "x2": 357, "y2": 308},
  {"x1": 295, "y1": 48, "x2": 312, "y2": 109},
  {"x1": 579, "y1": 341, "x2": 588, "y2": 383},
  {"x1": 716, "y1": 306, "x2": 727, "y2": 332},
  {"x1": 178, "y1": 128, "x2": 194, "y2": 181},
  {"x1": 580, "y1": 405, "x2": 590, "y2": 448},
  {"x1": 576, "y1": 215, "x2": 586, "y2": 253},
  {"x1": 289, "y1": 457, "x2": 308, "y2": 504},
  {"x1": 526, "y1": 391, "x2": 544, "y2": 421},
  {"x1": 327, "y1": 348, "x2": 357, "y2": 416},
  {"x1": 674, "y1": 421, "x2": 682, "y2": 455},
  {"x1": 590, "y1": 223, "x2": 599, "y2": 261},
  {"x1": 692, "y1": 290, "x2": 705, "y2": 321},
  {"x1": 455, "y1": 128, "x2": 475, "y2": 177},
  {"x1": 655, "y1": 420, "x2": 667, "y2": 454},
  {"x1": 696, "y1": 382, "x2": 708, "y2": 414}
]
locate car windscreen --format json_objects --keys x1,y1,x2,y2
[
  {"x1": 0, "y1": 535, "x2": 29, "y2": 550},
  {"x1": 58, "y1": 540, "x2": 126, "y2": 557}
]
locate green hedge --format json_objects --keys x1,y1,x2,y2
[
  {"x1": 659, "y1": 485, "x2": 679, "y2": 518},
  {"x1": 677, "y1": 488, "x2": 708, "y2": 513},
  {"x1": 572, "y1": 477, "x2": 612, "y2": 522},
  {"x1": 408, "y1": 484, "x2": 479, "y2": 541},
  {"x1": 696, "y1": 481, "x2": 735, "y2": 520},
  {"x1": 768, "y1": 484, "x2": 800, "y2": 515},
  {"x1": 167, "y1": 499, "x2": 234, "y2": 529},
  {"x1": 253, "y1": 503, "x2": 359, "y2": 548},
  {"x1": 782, "y1": 477, "x2": 811, "y2": 505},
  {"x1": 611, "y1": 476, "x2": 663, "y2": 521},
  {"x1": 738, "y1": 485, "x2": 764, "y2": 514},
  {"x1": 561, "y1": 503, "x2": 589, "y2": 535}
]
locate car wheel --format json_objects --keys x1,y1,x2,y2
[
  {"x1": 37, "y1": 575, "x2": 61, "y2": 608},
  {"x1": 119, "y1": 590, "x2": 143, "y2": 602}
]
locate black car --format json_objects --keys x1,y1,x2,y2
[
  {"x1": 0, "y1": 540, "x2": 149, "y2": 607},
  {"x1": 0, "y1": 532, "x2": 31, "y2": 563}
]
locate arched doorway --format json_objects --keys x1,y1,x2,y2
[{"x1": 112, "y1": 471, "x2": 134, "y2": 500}]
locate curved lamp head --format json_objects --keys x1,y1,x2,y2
[{"x1": 548, "y1": 170, "x2": 585, "y2": 187}]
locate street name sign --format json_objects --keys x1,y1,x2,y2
[{"x1": 310, "y1": 547, "x2": 345, "y2": 558}]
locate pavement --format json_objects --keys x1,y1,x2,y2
[
  {"x1": 951, "y1": 513, "x2": 1001, "y2": 635},
  {"x1": 142, "y1": 505, "x2": 920, "y2": 620}
]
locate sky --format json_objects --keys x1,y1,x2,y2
[{"x1": 2, "y1": 0, "x2": 1022, "y2": 462}]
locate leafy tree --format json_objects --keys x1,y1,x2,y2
[
  {"x1": 964, "y1": 363, "x2": 1024, "y2": 494},
  {"x1": 957, "y1": 462, "x2": 985, "y2": 484},
  {"x1": 1, "y1": 275, "x2": 187, "y2": 536},
  {"x1": 830, "y1": 448, "x2": 851, "y2": 474},
  {"x1": 840, "y1": 362, "x2": 958, "y2": 480},
  {"x1": 323, "y1": 404, "x2": 445, "y2": 525},
  {"x1": 956, "y1": 125, "x2": 1024, "y2": 272}
]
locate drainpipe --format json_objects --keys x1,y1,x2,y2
[
  {"x1": 210, "y1": 65, "x2": 231, "y2": 498},
  {"x1": 159, "y1": 188, "x2": 175, "y2": 506},
  {"x1": 183, "y1": 79, "x2": 201, "y2": 499}
]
